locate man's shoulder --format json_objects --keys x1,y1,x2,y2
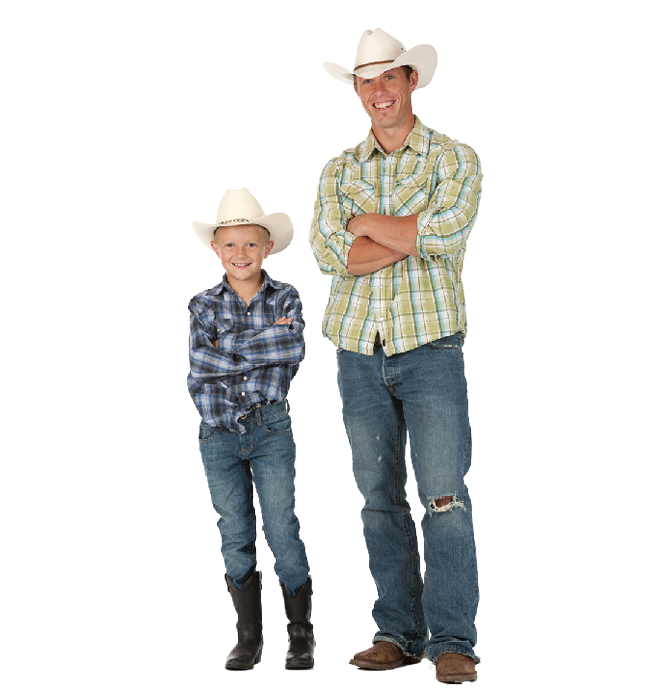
[
  {"x1": 422, "y1": 123, "x2": 479, "y2": 162},
  {"x1": 321, "y1": 136, "x2": 369, "y2": 175}
]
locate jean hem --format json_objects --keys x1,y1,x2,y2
[
  {"x1": 428, "y1": 646, "x2": 480, "y2": 665},
  {"x1": 373, "y1": 635, "x2": 425, "y2": 659}
]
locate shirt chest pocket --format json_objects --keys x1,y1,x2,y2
[
  {"x1": 392, "y1": 172, "x2": 430, "y2": 216},
  {"x1": 339, "y1": 180, "x2": 376, "y2": 218}
]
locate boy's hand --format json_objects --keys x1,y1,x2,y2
[{"x1": 273, "y1": 316, "x2": 292, "y2": 326}]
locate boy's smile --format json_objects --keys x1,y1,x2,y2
[{"x1": 211, "y1": 224, "x2": 274, "y2": 294}]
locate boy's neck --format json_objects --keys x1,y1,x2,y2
[{"x1": 226, "y1": 271, "x2": 264, "y2": 307}]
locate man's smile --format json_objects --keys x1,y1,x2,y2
[{"x1": 374, "y1": 100, "x2": 395, "y2": 110}]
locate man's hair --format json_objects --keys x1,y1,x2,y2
[{"x1": 354, "y1": 65, "x2": 414, "y2": 88}]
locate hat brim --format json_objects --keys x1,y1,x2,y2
[
  {"x1": 192, "y1": 213, "x2": 293, "y2": 255},
  {"x1": 324, "y1": 44, "x2": 437, "y2": 89}
]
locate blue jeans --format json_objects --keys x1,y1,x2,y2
[
  {"x1": 337, "y1": 335, "x2": 479, "y2": 663},
  {"x1": 198, "y1": 400, "x2": 309, "y2": 597}
]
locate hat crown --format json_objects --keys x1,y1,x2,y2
[
  {"x1": 354, "y1": 28, "x2": 406, "y2": 69},
  {"x1": 215, "y1": 188, "x2": 265, "y2": 225}
]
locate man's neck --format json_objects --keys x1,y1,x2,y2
[{"x1": 371, "y1": 113, "x2": 416, "y2": 155}]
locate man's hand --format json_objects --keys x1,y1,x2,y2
[
  {"x1": 273, "y1": 316, "x2": 292, "y2": 326},
  {"x1": 346, "y1": 215, "x2": 372, "y2": 237}
]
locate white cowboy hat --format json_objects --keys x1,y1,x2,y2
[
  {"x1": 192, "y1": 188, "x2": 293, "y2": 254},
  {"x1": 324, "y1": 28, "x2": 437, "y2": 89}
]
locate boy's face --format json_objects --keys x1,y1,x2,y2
[{"x1": 210, "y1": 224, "x2": 274, "y2": 286}]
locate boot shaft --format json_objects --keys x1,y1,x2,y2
[{"x1": 225, "y1": 571, "x2": 263, "y2": 631}]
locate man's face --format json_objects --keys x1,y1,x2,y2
[
  {"x1": 354, "y1": 67, "x2": 418, "y2": 132},
  {"x1": 211, "y1": 224, "x2": 273, "y2": 287}
]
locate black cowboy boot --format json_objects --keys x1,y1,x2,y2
[
  {"x1": 224, "y1": 571, "x2": 263, "y2": 670},
  {"x1": 280, "y1": 577, "x2": 315, "y2": 669}
]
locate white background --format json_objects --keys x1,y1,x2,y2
[{"x1": 2, "y1": 1, "x2": 658, "y2": 698}]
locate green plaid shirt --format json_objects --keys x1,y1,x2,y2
[{"x1": 310, "y1": 117, "x2": 482, "y2": 356}]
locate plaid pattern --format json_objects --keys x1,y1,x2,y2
[
  {"x1": 187, "y1": 272, "x2": 304, "y2": 433},
  {"x1": 310, "y1": 117, "x2": 482, "y2": 356}
]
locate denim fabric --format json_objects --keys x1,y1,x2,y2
[
  {"x1": 198, "y1": 400, "x2": 309, "y2": 596},
  {"x1": 336, "y1": 334, "x2": 479, "y2": 663}
]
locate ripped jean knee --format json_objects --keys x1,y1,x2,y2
[{"x1": 428, "y1": 494, "x2": 467, "y2": 514}]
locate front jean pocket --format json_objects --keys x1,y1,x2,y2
[
  {"x1": 261, "y1": 411, "x2": 292, "y2": 434},
  {"x1": 198, "y1": 422, "x2": 220, "y2": 442},
  {"x1": 428, "y1": 333, "x2": 463, "y2": 350}
]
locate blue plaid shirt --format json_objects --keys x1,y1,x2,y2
[{"x1": 187, "y1": 271, "x2": 305, "y2": 434}]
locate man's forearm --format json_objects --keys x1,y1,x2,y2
[
  {"x1": 348, "y1": 213, "x2": 420, "y2": 257},
  {"x1": 347, "y1": 237, "x2": 408, "y2": 276}
]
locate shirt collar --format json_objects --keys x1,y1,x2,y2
[
  {"x1": 358, "y1": 116, "x2": 430, "y2": 162},
  {"x1": 214, "y1": 269, "x2": 280, "y2": 297}
]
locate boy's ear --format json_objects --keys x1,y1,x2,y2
[
  {"x1": 210, "y1": 240, "x2": 221, "y2": 258},
  {"x1": 263, "y1": 239, "x2": 275, "y2": 258}
]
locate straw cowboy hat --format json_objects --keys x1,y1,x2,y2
[
  {"x1": 324, "y1": 28, "x2": 437, "y2": 89},
  {"x1": 192, "y1": 188, "x2": 293, "y2": 254}
]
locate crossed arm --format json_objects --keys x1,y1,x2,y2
[
  {"x1": 190, "y1": 298, "x2": 304, "y2": 380},
  {"x1": 345, "y1": 213, "x2": 419, "y2": 276},
  {"x1": 310, "y1": 143, "x2": 482, "y2": 279}
]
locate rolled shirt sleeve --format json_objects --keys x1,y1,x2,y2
[
  {"x1": 416, "y1": 143, "x2": 483, "y2": 259},
  {"x1": 310, "y1": 158, "x2": 357, "y2": 277}
]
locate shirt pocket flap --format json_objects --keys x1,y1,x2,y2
[
  {"x1": 393, "y1": 172, "x2": 430, "y2": 215},
  {"x1": 340, "y1": 179, "x2": 376, "y2": 216}
]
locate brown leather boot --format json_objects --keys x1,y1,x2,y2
[
  {"x1": 349, "y1": 641, "x2": 421, "y2": 670},
  {"x1": 435, "y1": 652, "x2": 477, "y2": 683},
  {"x1": 280, "y1": 577, "x2": 315, "y2": 669},
  {"x1": 224, "y1": 571, "x2": 263, "y2": 670}
]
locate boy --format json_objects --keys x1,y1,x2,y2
[{"x1": 188, "y1": 188, "x2": 314, "y2": 670}]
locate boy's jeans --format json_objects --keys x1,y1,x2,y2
[
  {"x1": 198, "y1": 400, "x2": 309, "y2": 596},
  {"x1": 336, "y1": 334, "x2": 479, "y2": 663}
]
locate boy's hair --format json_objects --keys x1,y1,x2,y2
[{"x1": 213, "y1": 224, "x2": 271, "y2": 244}]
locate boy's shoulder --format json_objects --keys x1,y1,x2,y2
[
  {"x1": 188, "y1": 274, "x2": 300, "y2": 315},
  {"x1": 189, "y1": 280, "x2": 226, "y2": 312},
  {"x1": 266, "y1": 274, "x2": 299, "y2": 296}
]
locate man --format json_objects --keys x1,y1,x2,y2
[{"x1": 310, "y1": 29, "x2": 482, "y2": 684}]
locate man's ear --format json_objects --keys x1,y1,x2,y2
[{"x1": 409, "y1": 69, "x2": 419, "y2": 92}]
